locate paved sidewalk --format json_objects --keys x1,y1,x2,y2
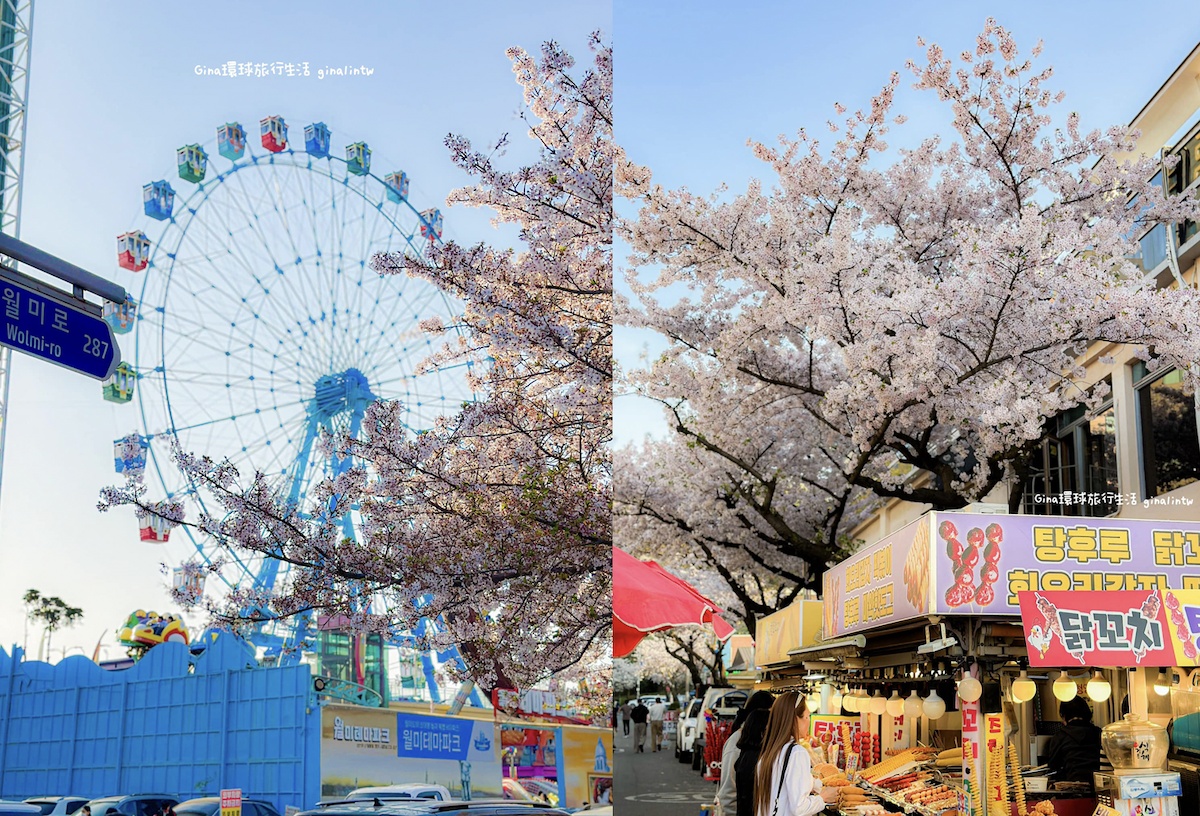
[{"x1": 613, "y1": 723, "x2": 715, "y2": 815}]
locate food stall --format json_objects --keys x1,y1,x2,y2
[{"x1": 757, "y1": 511, "x2": 1200, "y2": 816}]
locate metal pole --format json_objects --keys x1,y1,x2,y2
[
  {"x1": 0, "y1": 233, "x2": 126, "y2": 304},
  {"x1": 0, "y1": 0, "x2": 36, "y2": 518}
]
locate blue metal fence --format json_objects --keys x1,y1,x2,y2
[{"x1": 0, "y1": 636, "x2": 321, "y2": 812}]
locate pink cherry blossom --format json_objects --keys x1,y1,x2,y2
[{"x1": 616, "y1": 22, "x2": 1200, "y2": 626}]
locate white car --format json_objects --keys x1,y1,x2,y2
[
  {"x1": 23, "y1": 801, "x2": 89, "y2": 816},
  {"x1": 0, "y1": 805, "x2": 40, "y2": 816},
  {"x1": 344, "y1": 784, "x2": 453, "y2": 802},
  {"x1": 675, "y1": 698, "x2": 703, "y2": 763}
]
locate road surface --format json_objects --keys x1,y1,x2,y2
[{"x1": 614, "y1": 721, "x2": 717, "y2": 815}]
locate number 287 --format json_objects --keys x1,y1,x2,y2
[{"x1": 82, "y1": 335, "x2": 109, "y2": 358}]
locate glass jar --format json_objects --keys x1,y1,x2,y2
[{"x1": 1101, "y1": 714, "x2": 1169, "y2": 773}]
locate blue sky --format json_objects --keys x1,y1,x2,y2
[
  {"x1": 614, "y1": 0, "x2": 1200, "y2": 446},
  {"x1": 1, "y1": 0, "x2": 610, "y2": 658}
]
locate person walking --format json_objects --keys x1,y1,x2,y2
[
  {"x1": 755, "y1": 692, "x2": 839, "y2": 816},
  {"x1": 631, "y1": 699, "x2": 650, "y2": 752},
  {"x1": 715, "y1": 690, "x2": 775, "y2": 816},
  {"x1": 619, "y1": 700, "x2": 633, "y2": 736},
  {"x1": 648, "y1": 696, "x2": 667, "y2": 752},
  {"x1": 734, "y1": 709, "x2": 771, "y2": 816}
]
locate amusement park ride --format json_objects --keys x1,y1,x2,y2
[{"x1": 103, "y1": 113, "x2": 478, "y2": 709}]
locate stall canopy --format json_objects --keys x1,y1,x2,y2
[{"x1": 613, "y1": 547, "x2": 735, "y2": 657}]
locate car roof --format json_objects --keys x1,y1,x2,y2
[
  {"x1": 302, "y1": 801, "x2": 564, "y2": 816},
  {"x1": 176, "y1": 801, "x2": 270, "y2": 808}
]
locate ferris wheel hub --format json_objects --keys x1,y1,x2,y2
[{"x1": 312, "y1": 368, "x2": 375, "y2": 421}]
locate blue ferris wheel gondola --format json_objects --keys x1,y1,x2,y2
[
  {"x1": 113, "y1": 433, "x2": 150, "y2": 477},
  {"x1": 143, "y1": 180, "x2": 175, "y2": 220},
  {"x1": 305, "y1": 121, "x2": 331, "y2": 157},
  {"x1": 385, "y1": 171, "x2": 409, "y2": 203},
  {"x1": 123, "y1": 114, "x2": 481, "y2": 697}
]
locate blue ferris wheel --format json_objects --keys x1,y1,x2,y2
[{"x1": 108, "y1": 116, "x2": 481, "y2": 705}]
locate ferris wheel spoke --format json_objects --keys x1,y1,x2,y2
[{"x1": 226, "y1": 164, "x2": 334, "y2": 379}]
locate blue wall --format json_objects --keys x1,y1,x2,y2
[{"x1": 0, "y1": 637, "x2": 321, "y2": 811}]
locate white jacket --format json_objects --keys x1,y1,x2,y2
[
  {"x1": 757, "y1": 740, "x2": 825, "y2": 816},
  {"x1": 716, "y1": 728, "x2": 741, "y2": 815}
]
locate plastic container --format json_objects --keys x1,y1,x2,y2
[{"x1": 1101, "y1": 714, "x2": 1169, "y2": 773}]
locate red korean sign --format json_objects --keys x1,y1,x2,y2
[{"x1": 1017, "y1": 590, "x2": 1200, "y2": 667}]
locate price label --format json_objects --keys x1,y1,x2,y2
[{"x1": 845, "y1": 752, "x2": 860, "y2": 781}]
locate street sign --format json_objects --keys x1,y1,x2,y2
[
  {"x1": 0, "y1": 267, "x2": 120, "y2": 380},
  {"x1": 220, "y1": 789, "x2": 241, "y2": 816}
]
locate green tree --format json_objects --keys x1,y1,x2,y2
[{"x1": 25, "y1": 591, "x2": 84, "y2": 657}]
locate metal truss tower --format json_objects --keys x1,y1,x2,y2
[{"x1": 0, "y1": 0, "x2": 35, "y2": 504}]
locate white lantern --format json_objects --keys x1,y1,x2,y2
[
  {"x1": 1053, "y1": 671, "x2": 1077, "y2": 702},
  {"x1": 904, "y1": 690, "x2": 923, "y2": 718},
  {"x1": 957, "y1": 673, "x2": 983, "y2": 704},
  {"x1": 1011, "y1": 670, "x2": 1036, "y2": 704},
  {"x1": 923, "y1": 688, "x2": 946, "y2": 719},
  {"x1": 843, "y1": 690, "x2": 859, "y2": 713},
  {"x1": 1086, "y1": 670, "x2": 1111, "y2": 703},
  {"x1": 1154, "y1": 669, "x2": 1171, "y2": 697},
  {"x1": 886, "y1": 690, "x2": 904, "y2": 718},
  {"x1": 830, "y1": 688, "x2": 844, "y2": 712},
  {"x1": 870, "y1": 689, "x2": 887, "y2": 715}
]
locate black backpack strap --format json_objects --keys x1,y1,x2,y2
[{"x1": 771, "y1": 744, "x2": 796, "y2": 816}]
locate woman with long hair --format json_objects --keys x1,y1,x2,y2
[
  {"x1": 715, "y1": 690, "x2": 776, "y2": 815},
  {"x1": 734, "y1": 709, "x2": 771, "y2": 816},
  {"x1": 755, "y1": 692, "x2": 839, "y2": 816}
]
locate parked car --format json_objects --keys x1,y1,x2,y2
[
  {"x1": 346, "y1": 787, "x2": 452, "y2": 804},
  {"x1": 690, "y1": 688, "x2": 748, "y2": 772},
  {"x1": 175, "y1": 798, "x2": 280, "y2": 816},
  {"x1": 24, "y1": 799, "x2": 89, "y2": 816},
  {"x1": 0, "y1": 804, "x2": 41, "y2": 816},
  {"x1": 674, "y1": 697, "x2": 703, "y2": 763},
  {"x1": 84, "y1": 796, "x2": 182, "y2": 816},
  {"x1": 299, "y1": 800, "x2": 566, "y2": 816}
]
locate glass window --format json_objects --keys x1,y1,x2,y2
[
  {"x1": 65, "y1": 804, "x2": 87, "y2": 816},
  {"x1": 1138, "y1": 223, "x2": 1169, "y2": 272},
  {"x1": 1136, "y1": 365, "x2": 1200, "y2": 496},
  {"x1": 1023, "y1": 379, "x2": 1118, "y2": 516}
]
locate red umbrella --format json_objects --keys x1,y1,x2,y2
[{"x1": 613, "y1": 547, "x2": 735, "y2": 657}]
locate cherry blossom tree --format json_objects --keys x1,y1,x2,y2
[
  {"x1": 100, "y1": 34, "x2": 612, "y2": 693},
  {"x1": 616, "y1": 21, "x2": 1200, "y2": 611}
]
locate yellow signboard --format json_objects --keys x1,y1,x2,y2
[{"x1": 755, "y1": 599, "x2": 822, "y2": 667}]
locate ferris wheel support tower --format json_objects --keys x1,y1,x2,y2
[{"x1": 0, "y1": 0, "x2": 35, "y2": 506}]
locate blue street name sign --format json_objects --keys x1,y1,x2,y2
[{"x1": 0, "y1": 271, "x2": 121, "y2": 379}]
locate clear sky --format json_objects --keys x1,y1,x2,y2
[
  {"x1": 614, "y1": 0, "x2": 1200, "y2": 447},
  {"x1": 0, "y1": 0, "x2": 610, "y2": 661}
]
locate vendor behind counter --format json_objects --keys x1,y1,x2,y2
[{"x1": 1046, "y1": 697, "x2": 1102, "y2": 785}]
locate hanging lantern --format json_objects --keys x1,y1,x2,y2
[
  {"x1": 923, "y1": 688, "x2": 946, "y2": 719},
  {"x1": 957, "y1": 669, "x2": 983, "y2": 703},
  {"x1": 1053, "y1": 671, "x2": 1078, "y2": 702},
  {"x1": 1012, "y1": 669, "x2": 1037, "y2": 703}
]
